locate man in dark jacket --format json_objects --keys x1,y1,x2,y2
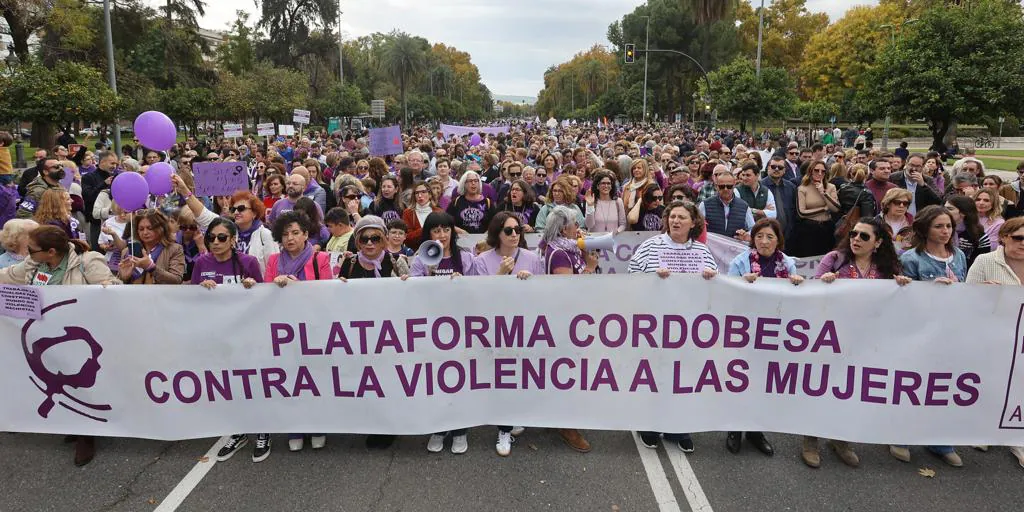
[
  {"x1": 82, "y1": 150, "x2": 119, "y2": 249},
  {"x1": 888, "y1": 153, "x2": 942, "y2": 216},
  {"x1": 761, "y1": 156, "x2": 798, "y2": 248}
]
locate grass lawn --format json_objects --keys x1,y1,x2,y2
[{"x1": 7, "y1": 145, "x2": 42, "y2": 165}]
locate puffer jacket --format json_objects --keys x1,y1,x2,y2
[{"x1": 0, "y1": 243, "x2": 122, "y2": 285}]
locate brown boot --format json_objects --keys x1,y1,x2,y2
[
  {"x1": 830, "y1": 440, "x2": 860, "y2": 468},
  {"x1": 801, "y1": 436, "x2": 820, "y2": 468},
  {"x1": 74, "y1": 436, "x2": 95, "y2": 467},
  {"x1": 558, "y1": 429, "x2": 591, "y2": 453}
]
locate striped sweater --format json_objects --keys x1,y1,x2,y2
[{"x1": 628, "y1": 234, "x2": 718, "y2": 274}]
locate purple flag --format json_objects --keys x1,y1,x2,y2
[
  {"x1": 369, "y1": 126, "x2": 404, "y2": 156},
  {"x1": 192, "y1": 161, "x2": 250, "y2": 197}
]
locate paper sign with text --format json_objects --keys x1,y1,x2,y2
[
  {"x1": 0, "y1": 285, "x2": 41, "y2": 320},
  {"x1": 257, "y1": 123, "x2": 276, "y2": 137},
  {"x1": 191, "y1": 161, "x2": 250, "y2": 197}
]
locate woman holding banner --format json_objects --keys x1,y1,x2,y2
[
  {"x1": 266, "y1": 210, "x2": 332, "y2": 453},
  {"x1": 816, "y1": 217, "x2": 911, "y2": 468},
  {"x1": 541, "y1": 205, "x2": 600, "y2": 453},
  {"x1": 965, "y1": 216, "x2": 1024, "y2": 468},
  {"x1": 629, "y1": 200, "x2": 716, "y2": 453},
  {"x1": 191, "y1": 217, "x2": 267, "y2": 463},
  {"x1": 0, "y1": 225, "x2": 119, "y2": 466},
  {"x1": 536, "y1": 177, "x2": 584, "y2": 234},
  {"x1": 584, "y1": 170, "x2": 626, "y2": 234},
  {"x1": 892, "y1": 206, "x2": 967, "y2": 467},
  {"x1": 410, "y1": 212, "x2": 477, "y2": 278}
]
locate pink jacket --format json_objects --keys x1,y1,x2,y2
[{"x1": 264, "y1": 251, "x2": 333, "y2": 281}]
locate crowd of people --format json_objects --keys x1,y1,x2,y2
[{"x1": 0, "y1": 123, "x2": 1022, "y2": 472}]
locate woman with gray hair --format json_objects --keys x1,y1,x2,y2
[
  {"x1": 446, "y1": 170, "x2": 494, "y2": 235},
  {"x1": 539, "y1": 204, "x2": 598, "y2": 453},
  {"x1": 0, "y1": 218, "x2": 39, "y2": 268}
]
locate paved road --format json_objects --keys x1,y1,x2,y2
[{"x1": 2, "y1": 429, "x2": 1022, "y2": 512}]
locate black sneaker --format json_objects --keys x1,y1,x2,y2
[
  {"x1": 638, "y1": 431, "x2": 660, "y2": 449},
  {"x1": 217, "y1": 434, "x2": 248, "y2": 461},
  {"x1": 252, "y1": 434, "x2": 271, "y2": 463},
  {"x1": 677, "y1": 436, "x2": 695, "y2": 453}
]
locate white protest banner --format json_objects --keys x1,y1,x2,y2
[
  {"x1": 257, "y1": 123, "x2": 276, "y2": 137},
  {"x1": 2, "y1": 276, "x2": 1023, "y2": 444},
  {"x1": 279, "y1": 125, "x2": 295, "y2": 137},
  {"x1": 293, "y1": 109, "x2": 311, "y2": 125},
  {"x1": 223, "y1": 123, "x2": 243, "y2": 138},
  {"x1": 457, "y1": 232, "x2": 825, "y2": 278}
]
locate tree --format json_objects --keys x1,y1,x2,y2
[
  {"x1": 315, "y1": 81, "x2": 368, "y2": 118},
  {"x1": 735, "y1": 0, "x2": 829, "y2": 72},
  {"x1": 0, "y1": 61, "x2": 123, "y2": 147},
  {"x1": 158, "y1": 87, "x2": 213, "y2": 135},
  {"x1": 798, "y1": 2, "x2": 905, "y2": 103},
  {"x1": 257, "y1": 0, "x2": 337, "y2": 67},
  {"x1": 699, "y1": 56, "x2": 796, "y2": 132},
  {"x1": 161, "y1": 0, "x2": 205, "y2": 27},
  {"x1": 682, "y1": 0, "x2": 738, "y2": 25},
  {"x1": 0, "y1": 0, "x2": 48, "y2": 64},
  {"x1": 863, "y1": 0, "x2": 1024, "y2": 151},
  {"x1": 217, "y1": 11, "x2": 257, "y2": 76},
  {"x1": 794, "y1": 99, "x2": 840, "y2": 124},
  {"x1": 379, "y1": 31, "x2": 428, "y2": 126}
]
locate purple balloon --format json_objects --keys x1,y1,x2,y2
[
  {"x1": 60, "y1": 168, "x2": 75, "y2": 190},
  {"x1": 146, "y1": 162, "x2": 174, "y2": 196},
  {"x1": 134, "y1": 111, "x2": 177, "y2": 151},
  {"x1": 470, "y1": 133, "x2": 482, "y2": 147},
  {"x1": 111, "y1": 172, "x2": 149, "y2": 211}
]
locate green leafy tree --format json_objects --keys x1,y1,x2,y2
[
  {"x1": 158, "y1": 87, "x2": 214, "y2": 135},
  {"x1": 316, "y1": 81, "x2": 368, "y2": 118},
  {"x1": 794, "y1": 99, "x2": 840, "y2": 124},
  {"x1": 0, "y1": 61, "x2": 123, "y2": 147},
  {"x1": 217, "y1": 11, "x2": 258, "y2": 76},
  {"x1": 699, "y1": 56, "x2": 796, "y2": 132},
  {"x1": 257, "y1": 0, "x2": 337, "y2": 67},
  {"x1": 863, "y1": 0, "x2": 1024, "y2": 150},
  {"x1": 379, "y1": 31, "x2": 428, "y2": 126}
]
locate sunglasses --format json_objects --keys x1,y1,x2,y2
[
  {"x1": 180, "y1": 224, "x2": 198, "y2": 231},
  {"x1": 357, "y1": 166, "x2": 369, "y2": 170},
  {"x1": 344, "y1": 194, "x2": 360, "y2": 200},
  {"x1": 206, "y1": 234, "x2": 231, "y2": 244},
  {"x1": 891, "y1": 200, "x2": 910, "y2": 207},
  {"x1": 536, "y1": 173, "x2": 546, "y2": 177},
  {"x1": 1009, "y1": 235, "x2": 1024, "y2": 242},
  {"x1": 769, "y1": 165, "x2": 785, "y2": 170},
  {"x1": 672, "y1": 195, "x2": 687, "y2": 201},
  {"x1": 652, "y1": 195, "x2": 664, "y2": 201},
  {"x1": 849, "y1": 230, "x2": 872, "y2": 242},
  {"x1": 502, "y1": 226, "x2": 524, "y2": 236},
  {"x1": 229, "y1": 205, "x2": 250, "y2": 214},
  {"x1": 717, "y1": 184, "x2": 734, "y2": 190},
  {"x1": 359, "y1": 235, "x2": 383, "y2": 245},
  {"x1": 509, "y1": 172, "x2": 522, "y2": 178},
  {"x1": 788, "y1": 151, "x2": 799, "y2": 156}
]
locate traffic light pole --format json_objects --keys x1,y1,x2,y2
[
  {"x1": 642, "y1": 16, "x2": 650, "y2": 122},
  {"x1": 637, "y1": 48, "x2": 714, "y2": 126}
]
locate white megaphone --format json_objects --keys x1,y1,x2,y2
[
  {"x1": 577, "y1": 233, "x2": 616, "y2": 252},
  {"x1": 417, "y1": 239, "x2": 445, "y2": 266}
]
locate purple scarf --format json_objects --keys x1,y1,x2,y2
[
  {"x1": 278, "y1": 241, "x2": 313, "y2": 279},
  {"x1": 237, "y1": 220, "x2": 262, "y2": 253},
  {"x1": 132, "y1": 243, "x2": 164, "y2": 280},
  {"x1": 358, "y1": 251, "x2": 386, "y2": 278}
]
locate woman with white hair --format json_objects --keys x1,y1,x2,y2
[
  {"x1": 446, "y1": 170, "x2": 494, "y2": 234},
  {"x1": 0, "y1": 219, "x2": 39, "y2": 268},
  {"x1": 539, "y1": 205, "x2": 598, "y2": 453}
]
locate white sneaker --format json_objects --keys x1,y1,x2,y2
[
  {"x1": 496, "y1": 431, "x2": 512, "y2": 457},
  {"x1": 427, "y1": 434, "x2": 445, "y2": 453},
  {"x1": 451, "y1": 434, "x2": 468, "y2": 454},
  {"x1": 1010, "y1": 445, "x2": 1024, "y2": 468},
  {"x1": 311, "y1": 435, "x2": 326, "y2": 450},
  {"x1": 510, "y1": 426, "x2": 526, "y2": 436},
  {"x1": 288, "y1": 437, "x2": 304, "y2": 452}
]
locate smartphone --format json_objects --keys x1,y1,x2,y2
[{"x1": 128, "y1": 242, "x2": 143, "y2": 258}]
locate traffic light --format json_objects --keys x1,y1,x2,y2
[{"x1": 625, "y1": 44, "x2": 635, "y2": 64}]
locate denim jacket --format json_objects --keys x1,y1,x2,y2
[{"x1": 899, "y1": 248, "x2": 967, "y2": 282}]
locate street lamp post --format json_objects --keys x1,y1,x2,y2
[
  {"x1": 752, "y1": 0, "x2": 765, "y2": 138},
  {"x1": 878, "y1": 19, "x2": 918, "y2": 152},
  {"x1": 338, "y1": 1, "x2": 344, "y2": 84},
  {"x1": 103, "y1": 0, "x2": 121, "y2": 153}
]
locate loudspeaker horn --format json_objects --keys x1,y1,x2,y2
[
  {"x1": 576, "y1": 233, "x2": 616, "y2": 252},
  {"x1": 417, "y1": 239, "x2": 445, "y2": 266}
]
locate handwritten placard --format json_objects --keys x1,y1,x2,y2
[
  {"x1": 0, "y1": 284, "x2": 42, "y2": 320},
  {"x1": 191, "y1": 161, "x2": 250, "y2": 197},
  {"x1": 223, "y1": 123, "x2": 243, "y2": 138},
  {"x1": 279, "y1": 125, "x2": 295, "y2": 137},
  {"x1": 257, "y1": 123, "x2": 276, "y2": 137},
  {"x1": 657, "y1": 249, "x2": 708, "y2": 274}
]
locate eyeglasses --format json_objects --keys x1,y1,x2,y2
[
  {"x1": 344, "y1": 194, "x2": 360, "y2": 200},
  {"x1": 28, "y1": 246, "x2": 46, "y2": 255},
  {"x1": 209, "y1": 233, "x2": 231, "y2": 243},
  {"x1": 359, "y1": 235, "x2": 383, "y2": 245},
  {"x1": 180, "y1": 224, "x2": 198, "y2": 231},
  {"x1": 229, "y1": 205, "x2": 250, "y2": 214},
  {"x1": 769, "y1": 165, "x2": 785, "y2": 171},
  {"x1": 849, "y1": 230, "x2": 872, "y2": 242},
  {"x1": 357, "y1": 166, "x2": 369, "y2": 170},
  {"x1": 891, "y1": 200, "x2": 910, "y2": 207},
  {"x1": 414, "y1": 190, "x2": 430, "y2": 196},
  {"x1": 502, "y1": 226, "x2": 524, "y2": 236},
  {"x1": 717, "y1": 184, "x2": 734, "y2": 190}
]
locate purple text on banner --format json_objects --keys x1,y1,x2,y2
[
  {"x1": 369, "y1": 126, "x2": 404, "y2": 157},
  {"x1": 0, "y1": 284, "x2": 42, "y2": 320},
  {"x1": 191, "y1": 161, "x2": 251, "y2": 197}
]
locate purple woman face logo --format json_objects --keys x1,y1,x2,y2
[{"x1": 21, "y1": 299, "x2": 111, "y2": 422}]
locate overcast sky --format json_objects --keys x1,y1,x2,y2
[{"x1": 162, "y1": 0, "x2": 880, "y2": 97}]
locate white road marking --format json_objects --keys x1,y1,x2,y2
[
  {"x1": 631, "y1": 432, "x2": 683, "y2": 512},
  {"x1": 665, "y1": 444, "x2": 714, "y2": 512},
  {"x1": 154, "y1": 436, "x2": 230, "y2": 512}
]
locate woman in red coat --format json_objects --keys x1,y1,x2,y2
[{"x1": 401, "y1": 181, "x2": 442, "y2": 250}]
